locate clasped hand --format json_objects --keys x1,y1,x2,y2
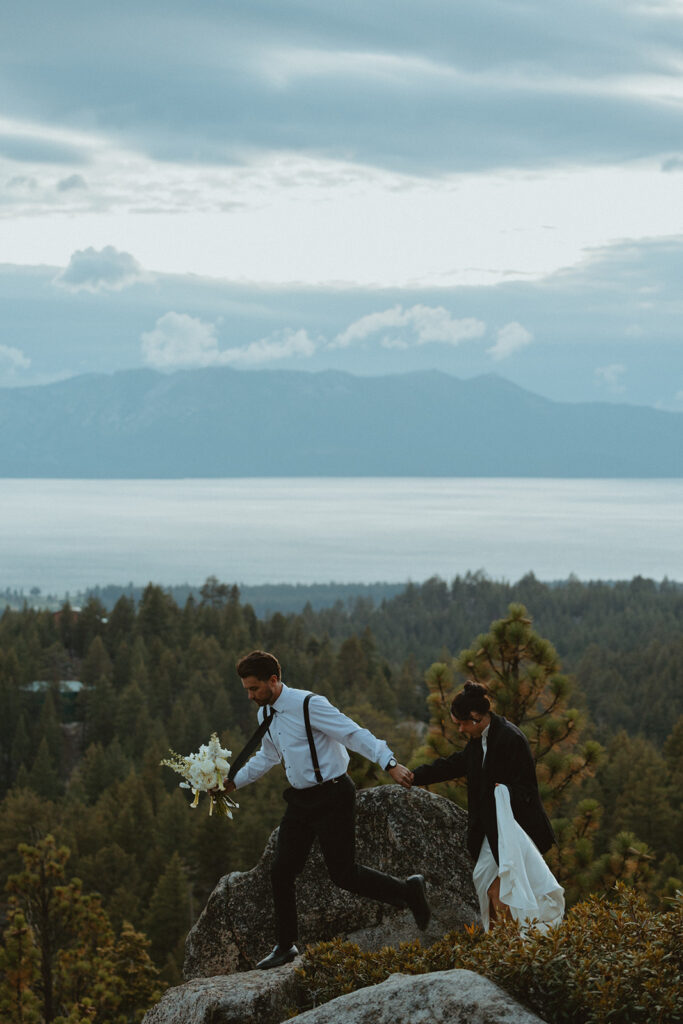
[{"x1": 388, "y1": 763, "x2": 414, "y2": 789}]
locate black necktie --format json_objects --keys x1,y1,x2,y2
[{"x1": 228, "y1": 709, "x2": 274, "y2": 781}]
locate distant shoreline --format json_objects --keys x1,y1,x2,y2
[{"x1": 4, "y1": 573, "x2": 681, "y2": 617}]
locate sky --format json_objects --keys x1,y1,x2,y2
[{"x1": 2, "y1": 0, "x2": 683, "y2": 409}]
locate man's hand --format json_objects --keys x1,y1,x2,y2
[
  {"x1": 209, "y1": 779, "x2": 236, "y2": 796},
  {"x1": 389, "y1": 763, "x2": 413, "y2": 789}
]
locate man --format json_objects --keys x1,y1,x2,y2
[
  {"x1": 410, "y1": 681, "x2": 556, "y2": 927},
  {"x1": 221, "y1": 649, "x2": 431, "y2": 969}
]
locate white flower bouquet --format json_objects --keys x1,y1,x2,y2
[{"x1": 160, "y1": 732, "x2": 238, "y2": 817}]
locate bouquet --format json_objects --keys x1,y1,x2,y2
[{"x1": 160, "y1": 732, "x2": 239, "y2": 817}]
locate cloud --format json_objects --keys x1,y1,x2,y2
[
  {"x1": 141, "y1": 312, "x2": 317, "y2": 369},
  {"x1": 55, "y1": 246, "x2": 145, "y2": 293},
  {"x1": 225, "y1": 328, "x2": 317, "y2": 365},
  {"x1": 0, "y1": 344, "x2": 31, "y2": 372},
  {"x1": 5, "y1": 3, "x2": 683, "y2": 174},
  {"x1": 0, "y1": 132, "x2": 88, "y2": 164},
  {"x1": 595, "y1": 363, "x2": 627, "y2": 392},
  {"x1": 661, "y1": 156, "x2": 683, "y2": 172},
  {"x1": 487, "y1": 322, "x2": 534, "y2": 360},
  {"x1": 142, "y1": 312, "x2": 221, "y2": 369},
  {"x1": 334, "y1": 305, "x2": 485, "y2": 349},
  {"x1": 57, "y1": 173, "x2": 87, "y2": 192}
]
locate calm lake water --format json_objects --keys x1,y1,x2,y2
[{"x1": 1, "y1": 478, "x2": 681, "y2": 594}]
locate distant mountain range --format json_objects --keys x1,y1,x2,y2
[{"x1": 1, "y1": 367, "x2": 681, "y2": 477}]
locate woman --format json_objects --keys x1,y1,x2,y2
[{"x1": 411, "y1": 681, "x2": 563, "y2": 931}]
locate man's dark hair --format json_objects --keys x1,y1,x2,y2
[
  {"x1": 451, "y1": 681, "x2": 491, "y2": 720},
  {"x1": 236, "y1": 649, "x2": 282, "y2": 681}
]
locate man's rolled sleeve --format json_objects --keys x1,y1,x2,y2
[{"x1": 307, "y1": 695, "x2": 393, "y2": 768}]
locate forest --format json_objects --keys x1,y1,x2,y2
[{"x1": 0, "y1": 572, "x2": 681, "y2": 1022}]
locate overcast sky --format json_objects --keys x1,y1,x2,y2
[{"x1": 2, "y1": 0, "x2": 683, "y2": 409}]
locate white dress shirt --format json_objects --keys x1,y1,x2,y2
[
  {"x1": 232, "y1": 682, "x2": 394, "y2": 790},
  {"x1": 481, "y1": 722, "x2": 491, "y2": 764}
]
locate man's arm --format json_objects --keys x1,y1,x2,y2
[
  {"x1": 230, "y1": 727, "x2": 281, "y2": 790},
  {"x1": 306, "y1": 695, "x2": 409, "y2": 782}
]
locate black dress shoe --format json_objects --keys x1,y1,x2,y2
[
  {"x1": 405, "y1": 874, "x2": 431, "y2": 930},
  {"x1": 255, "y1": 944, "x2": 299, "y2": 970}
]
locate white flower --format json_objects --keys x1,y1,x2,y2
[{"x1": 160, "y1": 732, "x2": 238, "y2": 818}]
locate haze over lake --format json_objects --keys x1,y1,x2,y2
[{"x1": 2, "y1": 478, "x2": 681, "y2": 595}]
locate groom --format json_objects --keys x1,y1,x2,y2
[{"x1": 221, "y1": 649, "x2": 431, "y2": 969}]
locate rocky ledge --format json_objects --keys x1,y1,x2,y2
[{"x1": 184, "y1": 785, "x2": 479, "y2": 978}]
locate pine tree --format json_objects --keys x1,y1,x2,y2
[
  {"x1": 38, "y1": 690, "x2": 64, "y2": 776},
  {"x1": 29, "y1": 737, "x2": 62, "y2": 801},
  {"x1": 10, "y1": 715, "x2": 31, "y2": 784},
  {"x1": 77, "y1": 744, "x2": 109, "y2": 805},
  {"x1": 80, "y1": 638, "x2": 112, "y2": 688},
  {"x1": 143, "y1": 852, "x2": 191, "y2": 971},
  {"x1": 6, "y1": 835, "x2": 72, "y2": 1023},
  {"x1": 663, "y1": 715, "x2": 683, "y2": 862},
  {"x1": 5, "y1": 835, "x2": 163, "y2": 1024},
  {"x1": 410, "y1": 661, "x2": 467, "y2": 807},
  {"x1": 455, "y1": 603, "x2": 601, "y2": 811},
  {"x1": 110, "y1": 922, "x2": 163, "y2": 1022},
  {"x1": 586, "y1": 831, "x2": 656, "y2": 896},
  {"x1": 0, "y1": 908, "x2": 42, "y2": 1024}
]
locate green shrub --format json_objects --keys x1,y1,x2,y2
[{"x1": 294, "y1": 885, "x2": 683, "y2": 1023}]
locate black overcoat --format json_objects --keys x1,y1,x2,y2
[{"x1": 412, "y1": 712, "x2": 556, "y2": 863}]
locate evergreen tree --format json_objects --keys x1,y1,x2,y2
[
  {"x1": 10, "y1": 715, "x2": 31, "y2": 785},
  {"x1": 5, "y1": 835, "x2": 163, "y2": 1024},
  {"x1": 198, "y1": 576, "x2": 232, "y2": 607},
  {"x1": 38, "y1": 691, "x2": 64, "y2": 775},
  {"x1": 80, "y1": 638, "x2": 112, "y2": 688},
  {"x1": 110, "y1": 922, "x2": 163, "y2": 1022},
  {"x1": 0, "y1": 669, "x2": 23, "y2": 793},
  {"x1": 410, "y1": 661, "x2": 467, "y2": 806},
  {"x1": 6, "y1": 835, "x2": 72, "y2": 1023},
  {"x1": 663, "y1": 715, "x2": 683, "y2": 860},
  {"x1": 0, "y1": 907, "x2": 41, "y2": 1024},
  {"x1": 143, "y1": 852, "x2": 191, "y2": 971},
  {"x1": 455, "y1": 603, "x2": 601, "y2": 810},
  {"x1": 29, "y1": 738, "x2": 62, "y2": 801},
  {"x1": 115, "y1": 681, "x2": 149, "y2": 758},
  {"x1": 586, "y1": 831, "x2": 656, "y2": 896},
  {"x1": 105, "y1": 596, "x2": 136, "y2": 653}
]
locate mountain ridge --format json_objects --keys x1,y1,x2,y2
[{"x1": 2, "y1": 366, "x2": 681, "y2": 477}]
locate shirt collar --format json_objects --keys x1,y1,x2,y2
[
  {"x1": 481, "y1": 722, "x2": 491, "y2": 744},
  {"x1": 269, "y1": 681, "x2": 291, "y2": 713}
]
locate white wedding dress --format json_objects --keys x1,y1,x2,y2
[{"x1": 472, "y1": 784, "x2": 565, "y2": 933}]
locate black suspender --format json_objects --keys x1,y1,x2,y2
[
  {"x1": 236, "y1": 693, "x2": 325, "y2": 785},
  {"x1": 303, "y1": 693, "x2": 323, "y2": 784},
  {"x1": 227, "y1": 708, "x2": 273, "y2": 781}
]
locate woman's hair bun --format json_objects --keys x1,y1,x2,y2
[{"x1": 451, "y1": 680, "x2": 491, "y2": 718}]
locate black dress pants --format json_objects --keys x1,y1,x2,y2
[{"x1": 270, "y1": 774, "x2": 408, "y2": 946}]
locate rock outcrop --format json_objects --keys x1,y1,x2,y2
[
  {"x1": 141, "y1": 968, "x2": 301, "y2": 1024},
  {"x1": 142, "y1": 967, "x2": 547, "y2": 1024},
  {"x1": 184, "y1": 785, "x2": 479, "y2": 978},
  {"x1": 294, "y1": 969, "x2": 547, "y2": 1024}
]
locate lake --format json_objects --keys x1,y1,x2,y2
[{"x1": 1, "y1": 478, "x2": 681, "y2": 594}]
